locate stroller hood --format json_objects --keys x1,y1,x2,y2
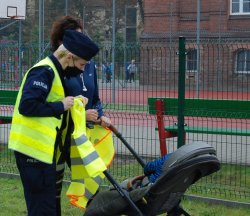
[{"x1": 84, "y1": 142, "x2": 220, "y2": 216}]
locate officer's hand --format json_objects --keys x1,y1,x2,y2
[
  {"x1": 86, "y1": 109, "x2": 98, "y2": 122},
  {"x1": 99, "y1": 116, "x2": 111, "y2": 128},
  {"x1": 62, "y1": 96, "x2": 74, "y2": 111},
  {"x1": 75, "y1": 95, "x2": 88, "y2": 106}
]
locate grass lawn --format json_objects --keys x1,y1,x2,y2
[
  {"x1": 1, "y1": 147, "x2": 250, "y2": 204},
  {"x1": 0, "y1": 177, "x2": 250, "y2": 216}
]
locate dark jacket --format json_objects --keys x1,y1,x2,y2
[{"x1": 64, "y1": 61, "x2": 104, "y2": 117}]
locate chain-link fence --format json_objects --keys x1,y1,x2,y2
[
  {"x1": 1, "y1": 39, "x2": 250, "y2": 205},
  {"x1": 0, "y1": 0, "x2": 250, "y2": 207}
]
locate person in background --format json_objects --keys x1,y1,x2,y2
[
  {"x1": 125, "y1": 62, "x2": 130, "y2": 82},
  {"x1": 101, "y1": 62, "x2": 107, "y2": 83},
  {"x1": 8, "y1": 30, "x2": 99, "y2": 216},
  {"x1": 105, "y1": 62, "x2": 112, "y2": 83},
  {"x1": 127, "y1": 59, "x2": 137, "y2": 83}
]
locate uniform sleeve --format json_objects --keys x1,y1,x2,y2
[{"x1": 19, "y1": 66, "x2": 64, "y2": 118}]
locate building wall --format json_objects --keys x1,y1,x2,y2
[
  {"x1": 140, "y1": 0, "x2": 250, "y2": 91},
  {"x1": 143, "y1": 0, "x2": 250, "y2": 34}
]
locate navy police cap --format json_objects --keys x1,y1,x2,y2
[{"x1": 63, "y1": 30, "x2": 99, "y2": 61}]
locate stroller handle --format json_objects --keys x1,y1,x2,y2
[
  {"x1": 108, "y1": 124, "x2": 119, "y2": 136},
  {"x1": 107, "y1": 124, "x2": 146, "y2": 168}
]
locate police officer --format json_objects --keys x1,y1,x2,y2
[
  {"x1": 8, "y1": 30, "x2": 99, "y2": 216},
  {"x1": 50, "y1": 16, "x2": 111, "y2": 129}
]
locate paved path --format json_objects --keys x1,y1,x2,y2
[
  {"x1": 1, "y1": 107, "x2": 249, "y2": 165},
  {"x1": 0, "y1": 80, "x2": 249, "y2": 165}
]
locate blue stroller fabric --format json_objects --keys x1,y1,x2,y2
[{"x1": 144, "y1": 153, "x2": 173, "y2": 183}]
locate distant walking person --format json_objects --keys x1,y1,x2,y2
[
  {"x1": 101, "y1": 62, "x2": 107, "y2": 83},
  {"x1": 127, "y1": 59, "x2": 137, "y2": 83},
  {"x1": 105, "y1": 63, "x2": 112, "y2": 83},
  {"x1": 125, "y1": 62, "x2": 130, "y2": 82}
]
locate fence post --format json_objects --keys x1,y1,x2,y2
[
  {"x1": 18, "y1": 20, "x2": 22, "y2": 86},
  {"x1": 177, "y1": 36, "x2": 186, "y2": 148}
]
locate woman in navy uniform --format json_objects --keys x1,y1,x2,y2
[{"x1": 9, "y1": 30, "x2": 99, "y2": 216}]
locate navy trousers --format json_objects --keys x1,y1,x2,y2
[{"x1": 14, "y1": 151, "x2": 61, "y2": 216}]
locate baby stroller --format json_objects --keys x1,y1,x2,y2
[{"x1": 84, "y1": 125, "x2": 221, "y2": 216}]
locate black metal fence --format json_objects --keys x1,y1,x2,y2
[{"x1": 0, "y1": 39, "x2": 249, "y2": 204}]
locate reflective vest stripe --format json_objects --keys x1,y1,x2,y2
[
  {"x1": 73, "y1": 135, "x2": 88, "y2": 146},
  {"x1": 9, "y1": 131, "x2": 53, "y2": 154},
  {"x1": 92, "y1": 175, "x2": 103, "y2": 185},
  {"x1": 70, "y1": 143, "x2": 97, "y2": 159},
  {"x1": 10, "y1": 124, "x2": 55, "y2": 147},
  {"x1": 67, "y1": 174, "x2": 105, "y2": 200},
  {"x1": 71, "y1": 151, "x2": 100, "y2": 166},
  {"x1": 9, "y1": 134, "x2": 53, "y2": 163},
  {"x1": 11, "y1": 117, "x2": 56, "y2": 139},
  {"x1": 85, "y1": 174, "x2": 105, "y2": 194},
  {"x1": 72, "y1": 179, "x2": 84, "y2": 184},
  {"x1": 71, "y1": 156, "x2": 106, "y2": 179},
  {"x1": 84, "y1": 188, "x2": 93, "y2": 199}
]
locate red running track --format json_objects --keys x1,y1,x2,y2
[{"x1": 100, "y1": 89, "x2": 249, "y2": 105}]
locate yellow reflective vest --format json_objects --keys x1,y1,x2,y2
[
  {"x1": 9, "y1": 57, "x2": 65, "y2": 164},
  {"x1": 87, "y1": 124, "x2": 115, "y2": 168},
  {"x1": 66, "y1": 98, "x2": 115, "y2": 209}
]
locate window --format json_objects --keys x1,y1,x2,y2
[
  {"x1": 235, "y1": 49, "x2": 250, "y2": 73},
  {"x1": 126, "y1": 28, "x2": 136, "y2": 42},
  {"x1": 125, "y1": 7, "x2": 137, "y2": 42},
  {"x1": 231, "y1": 0, "x2": 250, "y2": 15},
  {"x1": 126, "y1": 8, "x2": 137, "y2": 26},
  {"x1": 186, "y1": 49, "x2": 197, "y2": 72}
]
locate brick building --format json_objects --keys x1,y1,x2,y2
[{"x1": 140, "y1": 0, "x2": 250, "y2": 92}]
